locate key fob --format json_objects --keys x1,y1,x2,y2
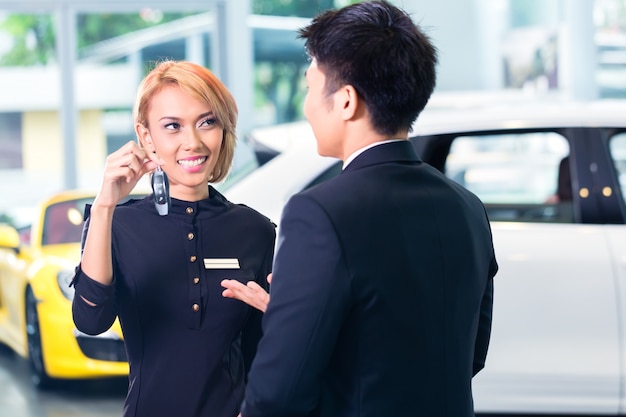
[{"x1": 151, "y1": 166, "x2": 170, "y2": 216}]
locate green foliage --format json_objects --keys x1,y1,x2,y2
[
  {"x1": 0, "y1": 14, "x2": 55, "y2": 65},
  {"x1": 250, "y1": 0, "x2": 363, "y2": 121},
  {"x1": 0, "y1": 212, "x2": 18, "y2": 229},
  {"x1": 253, "y1": 0, "x2": 335, "y2": 17},
  {"x1": 0, "y1": 11, "x2": 189, "y2": 66},
  {"x1": 77, "y1": 12, "x2": 189, "y2": 49},
  {"x1": 0, "y1": 0, "x2": 364, "y2": 65},
  {"x1": 256, "y1": 61, "x2": 307, "y2": 122},
  {"x1": 252, "y1": 0, "x2": 364, "y2": 17}
]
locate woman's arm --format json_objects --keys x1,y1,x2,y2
[
  {"x1": 81, "y1": 141, "x2": 159, "y2": 291},
  {"x1": 72, "y1": 141, "x2": 158, "y2": 334},
  {"x1": 79, "y1": 204, "x2": 115, "y2": 292},
  {"x1": 71, "y1": 215, "x2": 118, "y2": 335}
]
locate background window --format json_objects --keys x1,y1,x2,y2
[{"x1": 0, "y1": 112, "x2": 22, "y2": 169}]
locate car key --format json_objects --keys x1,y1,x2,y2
[{"x1": 151, "y1": 166, "x2": 170, "y2": 216}]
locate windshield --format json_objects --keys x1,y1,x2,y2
[{"x1": 42, "y1": 198, "x2": 93, "y2": 245}]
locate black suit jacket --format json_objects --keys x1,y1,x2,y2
[{"x1": 242, "y1": 140, "x2": 498, "y2": 417}]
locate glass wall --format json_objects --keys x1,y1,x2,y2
[{"x1": 0, "y1": 0, "x2": 625, "y2": 222}]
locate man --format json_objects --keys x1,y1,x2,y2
[{"x1": 224, "y1": 1, "x2": 497, "y2": 415}]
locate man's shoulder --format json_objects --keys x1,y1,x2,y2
[{"x1": 296, "y1": 171, "x2": 352, "y2": 205}]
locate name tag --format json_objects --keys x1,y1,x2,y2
[{"x1": 204, "y1": 258, "x2": 240, "y2": 269}]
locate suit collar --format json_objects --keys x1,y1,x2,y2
[{"x1": 343, "y1": 140, "x2": 421, "y2": 172}]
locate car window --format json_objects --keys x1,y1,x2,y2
[
  {"x1": 42, "y1": 198, "x2": 93, "y2": 245},
  {"x1": 609, "y1": 132, "x2": 626, "y2": 203},
  {"x1": 444, "y1": 132, "x2": 572, "y2": 222}
]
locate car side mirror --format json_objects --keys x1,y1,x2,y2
[{"x1": 0, "y1": 223, "x2": 20, "y2": 253}]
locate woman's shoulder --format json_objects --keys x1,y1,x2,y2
[
  {"x1": 220, "y1": 202, "x2": 277, "y2": 245},
  {"x1": 83, "y1": 195, "x2": 149, "y2": 219},
  {"x1": 235, "y1": 202, "x2": 275, "y2": 225},
  {"x1": 108, "y1": 196, "x2": 152, "y2": 223},
  {"x1": 115, "y1": 195, "x2": 151, "y2": 212},
  {"x1": 213, "y1": 187, "x2": 273, "y2": 222},
  {"x1": 227, "y1": 200, "x2": 276, "y2": 233}
]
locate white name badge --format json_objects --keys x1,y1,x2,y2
[{"x1": 203, "y1": 258, "x2": 240, "y2": 269}]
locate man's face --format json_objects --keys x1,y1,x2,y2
[{"x1": 303, "y1": 59, "x2": 343, "y2": 159}]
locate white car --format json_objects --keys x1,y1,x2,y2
[{"x1": 225, "y1": 99, "x2": 626, "y2": 416}]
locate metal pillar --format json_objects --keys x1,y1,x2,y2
[
  {"x1": 56, "y1": 5, "x2": 78, "y2": 189},
  {"x1": 214, "y1": 0, "x2": 254, "y2": 138},
  {"x1": 561, "y1": 0, "x2": 597, "y2": 100}
]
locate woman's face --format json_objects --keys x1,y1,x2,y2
[{"x1": 137, "y1": 84, "x2": 224, "y2": 201}]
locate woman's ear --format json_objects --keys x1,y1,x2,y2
[{"x1": 135, "y1": 123, "x2": 154, "y2": 151}]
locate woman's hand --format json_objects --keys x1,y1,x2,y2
[
  {"x1": 221, "y1": 274, "x2": 272, "y2": 313},
  {"x1": 94, "y1": 141, "x2": 160, "y2": 209}
]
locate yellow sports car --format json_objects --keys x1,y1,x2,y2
[{"x1": 0, "y1": 190, "x2": 130, "y2": 387}]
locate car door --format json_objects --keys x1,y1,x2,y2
[
  {"x1": 606, "y1": 130, "x2": 626, "y2": 415},
  {"x1": 416, "y1": 128, "x2": 622, "y2": 415},
  {"x1": 0, "y1": 229, "x2": 29, "y2": 353},
  {"x1": 604, "y1": 221, "x2": 626, "y2": 416}
]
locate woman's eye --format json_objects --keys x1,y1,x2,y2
[
  {"x1": 165, "y1": 122, "x2": 181, "y2": 130},
  {"x1": 200, "y1": 117, "x2": 216, "y2": 127}
]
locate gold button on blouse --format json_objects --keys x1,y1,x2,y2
[
  {"x1": 192, "y1": 304, "x2": 200, "y2": 312},
  {"x1": 193, "y1": 277, "x2": 200, "y2": 284},
  {"x1": 190, "y1": 255, "x2": 197, "y2": 262},
  {"x1": 186, "y1": 207, "x2": 194, "y2": 214},
  {"x1": 187, "y1": 232, "x2": 194, "y2": 240}
]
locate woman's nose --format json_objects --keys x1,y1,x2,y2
[{"x1": 182, "y1": 129, "x2": 202, "y2": 150}]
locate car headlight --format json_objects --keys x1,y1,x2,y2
[{"x1": 57, "y1": 269, "x2": 76, "y2": 301}]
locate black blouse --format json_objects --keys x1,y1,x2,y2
[{"x1": 71, "y1": 187, "x2": 276, "y2": 417}]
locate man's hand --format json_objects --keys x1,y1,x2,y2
[{"x1": 221, "y1": 274, "x2": 272, "y2": 312}]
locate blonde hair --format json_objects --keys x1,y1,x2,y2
[{"x1": 133, "y1": 60, "x2": 238, "y2": 183}]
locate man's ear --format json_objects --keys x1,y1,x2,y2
[
  {"x1": 135, "y1": 123, "x2": 154, "y2": 151},
  {"x1": 337, "y1": 85, "x2": 359, "y2": 121}
]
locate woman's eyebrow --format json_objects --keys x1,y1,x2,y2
[
  {"x1": 157, "y1": 111, "x2": 215, "y2": 123},
  {"x1": 198, "y1": 111, "x2": 215, "y2": 120}
]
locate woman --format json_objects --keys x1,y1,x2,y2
[{"x1": 71, "y1": 60, "x2": 276, "y2": 417}]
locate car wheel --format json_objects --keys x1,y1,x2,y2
[{"x1": 25, "y1": 287, "x2": 54, "y2": 388}]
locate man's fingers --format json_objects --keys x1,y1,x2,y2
[
  {"x1": 221, "y1": 279, "x2": 269, "y2": 313},
  {"x1": 222, "y1": 279, "x2": 251, "y2": 299}
]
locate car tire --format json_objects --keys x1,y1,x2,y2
[{"x1": 25, "y1": 287, "x2": 54, "y2": 389}]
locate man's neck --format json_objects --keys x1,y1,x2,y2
[
  {"x1": 340, "y1": 126, "x2": 409, "y2": 161},
  {"x1": 342, "y1": 138, "x2": 408, "y2": 169}
]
